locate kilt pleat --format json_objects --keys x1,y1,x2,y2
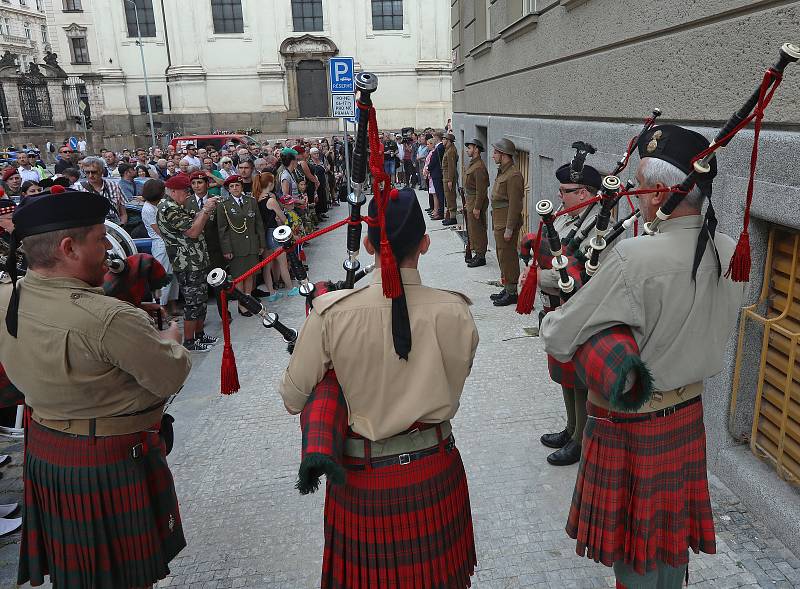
[
  {"x1": 19, "y1": 420, "x2": 186, "y2": 589},
  {"x1": 322, "y1": 444, "x2": 476, "y2": 589},
  {"x1": 567, "y1": 399, "x2": 715, "y2": 576}
]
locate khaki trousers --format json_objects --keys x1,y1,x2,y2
[
  {"x1": 444, "y1": 184, "x2": 458, "y2": 215},
  {"x1": 465, "y1": 194, "x2": 488, "y2": 255},
  {"x1": 492, "y1": 207, "x2": 520, "y2": 292}
]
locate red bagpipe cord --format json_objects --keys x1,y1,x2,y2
[
  {"x1": 364, "y1": 104, "x2": 402, "y2": 298},
  {"x1": 515, "y1": 195, "x2": 601, "y2": 315},
  {"x1": 217, "y1": 103, "x2": 400, "y2": 394}
]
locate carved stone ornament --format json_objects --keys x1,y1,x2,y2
[
  {"x1": 0, "y1": 51, "x2": 15, "y2": 68},
  {"x1": 279, "y1": 34, "x2": 338, "y2": 57}
]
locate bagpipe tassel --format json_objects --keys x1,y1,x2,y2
[
  {"x1": 218, "y1": 290, "x2": 240, "y2": 395},
  {"x1": 515, "y1": 264, "x2": 538, "y2": 315},
  {"x1": 725, "y1": 230, "x2": 752, "y2": 282}
]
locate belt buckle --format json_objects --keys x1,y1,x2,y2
[
  {"x1": 399, "y1": 453, "x2": 411, "y2": 465},
  {"x1": 131, "y1": 442, "x2": 144, "y2": 460}
]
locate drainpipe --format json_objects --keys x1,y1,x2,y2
[{"x1": 160, "y1": 0, "x2": 172, "y2": 111}]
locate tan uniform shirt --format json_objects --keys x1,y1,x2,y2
[
  {"x1": 280, "y1": 268, "x2": 479, "y2": 441},
  {"x1": 463, "y1": 156, "x2": 489, "y2": 211},
  {"x1": 541, "y1": 215, "x2": 744, "y2": 391},
  {"x1": 441, "y1": 143, "x2": 459, "y2": 183},
  {"x1": 0, "y1": 271, "x2": 191, "y2": 421},
  {"x1": 491, "y1": 161, "x2": 525, "y2": 232}
]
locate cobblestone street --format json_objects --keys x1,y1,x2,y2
[{"x1": 2, "y1": 190, "x2": 799, "y2": 588}]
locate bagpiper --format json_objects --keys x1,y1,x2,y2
[{"x1": 541, "y1": 125, "x2": 745, "y2": 588}]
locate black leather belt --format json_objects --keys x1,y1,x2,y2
[
  {"x1": 592, "y1": 395, "x2": 701, "y2": 423},
  {"x1": 346, "y1": 435, "x2": 455, "y2": 471}
]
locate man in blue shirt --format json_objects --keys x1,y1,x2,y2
[{"x1": 117, "y1": 163, "x2": 139, "y2": 202}]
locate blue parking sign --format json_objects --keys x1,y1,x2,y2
[
  {"x1": 69, "y1": 136, "x2": 78, "y2": 150},
  {"x1": 329, "y1": 57, "x2": 355, "y2": 94}
]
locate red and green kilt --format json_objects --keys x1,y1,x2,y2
[
  {"x1": 322, "y1": 441, "x2": 476, "y2": 589},
  {"x1": 567, "y1": 398, "x2": 715, "y2": 575},
  {"x1": 19, "y1": 418, "x2": 186, "y2": 588}
]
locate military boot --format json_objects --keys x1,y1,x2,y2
[
  {"x1": 493, "y1": 291, "x2": 518, "y2": 307},
  {"x1": 489, "y1": 289, "x2": 506, "y2": 301},
  {"x1": 467, "y1": 254, "x2": 486, "y2": 268},
  {"x1": 540, "y1": 428, "x2": 571, "y2": 449},
  {"x1": 546, "y1": 441, "x2": 582, "y2": 466}
]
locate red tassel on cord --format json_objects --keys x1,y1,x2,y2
[
  {"x1": 516, "y1": 264, "x2": 538, "y2": 315},
  {"x1": 218, "y1": 290, "x2": 240, "y2": 394},
  {"x1": 726, "y1": 231, "x2": 751, "y2": 282}
]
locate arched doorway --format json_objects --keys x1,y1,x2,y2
[
  {"x1": 279, "y1": 35, "x2": 338, "y2": 120},
  {"x1": 296, "y1": 59, "x2": 328, "y2": 117}
]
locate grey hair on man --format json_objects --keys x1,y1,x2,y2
[
  {"x1": 639, "y1": 157, "x2": 703, "y2": 210},
  {"x1": 81, "y1": 156, "x2": 106, "y2": 171}
]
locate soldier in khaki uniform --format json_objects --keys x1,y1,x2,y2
[
  {"x1": 489, "y1": 138, "x2": 524, "y2": 307},
  {"x1": 463, "y1": 138, "x2": 489, "y2": 268},
  {"x1": 280, "y1": 187, "x2": 479, "y2": 589},
  {"x1": 217, "y1": 174, "x2": 266, "y2": 315},
  {"x1": 441, "y1": 133, "x2": 459, "y2": 226},
  {"x1": 0, "y1": 189, "x2": 191, "y2": 589}
]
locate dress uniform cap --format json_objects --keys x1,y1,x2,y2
[
  {"x1": 12, "y1": 189, "x2": 110, "y2": 239},
  {"x1": 223, "y1": 174, "x2": 243, "y2": 187},
  {"x1": 637, "y1": 124, "x2": 717, "y2": 180},
  {"x1": 164, "y1": 173, "x2": 191, "y2": 191},
  {"x1": 491, "y1": 138, "x2": 516, "y2": 156},
  {"x1": 555, "y1": 163, "x2": 603, "y2": 189},
  {"x1": 465, "y1": 138, "x2": 484, "y2": 152}
]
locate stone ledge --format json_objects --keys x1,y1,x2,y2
[
  {"x1": 469, "y1": 39, "x2": 493, "y2": 58},
  {"x1": 560, "y1": 0, "x2": 590, "y2": 10},
  {"x1": 499, "y1": 13, "x2": 539, "y2": 42}
]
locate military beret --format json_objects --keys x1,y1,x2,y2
[
  {"x1": 11, "y1": 189, "x2": 110, "y2": 239},
  {"x1": 637, "y1": 124, "x2": 717, "y2": 180},
  {"x1": 189, "y1": 171, "x2": 209, "y2": 183},
  {"x1": 164, "y1": 173, "x2": 192, "y2": 190},
  {"x1": 292, "y1": 145, "x2": 306, "y2": 155},
  {"x1": 2, "y1": 167, "x2": 19, "y2": 182},
  {"x1": 223, "y1": 174, "x2": 243, "y2": 187},
  {"x1": 555, "y1": 163, "x2": 603, "y2": 189}
]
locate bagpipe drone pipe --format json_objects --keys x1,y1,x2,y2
[{"x1": 516, "y1": 40, "x2": 799, "y2": 411}]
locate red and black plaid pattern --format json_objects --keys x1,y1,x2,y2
[
  {"x1": 18, "y1": 418, "x2": 186, "y2": 589},
  {"x1": 567, "y1": 397, "x2": 715, "y2": 575},
  {"x1": 322, "y1": 438, "x2": 476, "y2": 589},
  {"x1": 547, "y1": 355, "x2": 577, "y2": 389},
  {"x1": 0, "y1": 362, "x2": 23, "y2": 408},
  {"x1": 297, "y1": 369, "x2": 348, "y2": 494},
  {"x1": 103, "y1": 253, "x2": 169, "y2": 307},
  {"x1": 573, "y1": 325, "x2": 654, "y2": 411}
]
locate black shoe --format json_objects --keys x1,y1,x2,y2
[
  {"x1": 251, "y1": 288, "x2": 270, "y2": 298},
  {"x1": 540, "y1": 428, "x2": 572, "y2": 449},
  {"x1": 492, "y1": 291, "x2": 518, "y2": 307},
  {"x1": 546, "y1": 440, "x2": 582, "y2": 466},
  {"x1": 238, "y1": 307, "x2": 254, "y2": 317},
  {"x1": 441, "y1": 218, "x2": 456, "y2": 226},
  {"x1": 467, "y1": 255, "x2": 486, "y2": 268},
  {"x1": 425, "y1": 207, "x2": 432, "y2": 212},
  {"x1": 489, "y1": 289, "x2": 506, "y2": 301}
]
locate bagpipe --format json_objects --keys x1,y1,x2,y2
[
  {"x1": 520, "y1": 43, "x2": 799, "y2": 410},
  {"x1": 207, "y1": 70, "x2": 403, "y2": 395}
]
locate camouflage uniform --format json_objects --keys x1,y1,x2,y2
[{"x1": 157, "y1": 197, "x2": 209, "y2": 321}]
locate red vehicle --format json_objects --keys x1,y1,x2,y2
[{"x1": 169, "y1": 134, "x2": 257, "y2": 151}]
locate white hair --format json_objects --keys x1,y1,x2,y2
[
  {"x1": 639, "y1": 157, "x2": 703, "y2": 210},
  {"x1": 81, "y1": 155, "x2": 105, "y2": 171}
]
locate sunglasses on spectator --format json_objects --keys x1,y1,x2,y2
[{"x1": 61, "y1": 149, "x2": 73, "y2": 154}]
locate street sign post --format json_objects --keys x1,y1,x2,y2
[
  {"x1": 328, "y1": 57, "x2": 355, "y2": 94},
  {"x1": 331, "y1": 94, "x2": 355, "y2": 118}
]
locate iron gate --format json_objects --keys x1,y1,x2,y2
[
  {"x1": 63, "y1": 75, "x2": 90, "y2": 125},
  {"x1": 18, "y1": 76, "x2": 53, "y2": 127}
]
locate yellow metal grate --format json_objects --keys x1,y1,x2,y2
[{"x1": 731, "y1": 227, "x2": 800, "y2": 484}]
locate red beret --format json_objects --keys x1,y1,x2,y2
[
  {"x1": 164, "y1": 173, "x2": 191, "y2": 190},
  {"x1": 2, "y1": 167, "x2": 19, "y2": 182},
  {"x1": 189, "y1": 171, "x2": 209, "y2": 183},
  {"x1": 223, "y1": 174, "x2": 243, "y2": 187},
  {"x1": 291, "y1": 145, "x2": 305, "y2": 155}
]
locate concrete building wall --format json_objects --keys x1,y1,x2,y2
[
  {"x1": 44, "y1": 0, "x2": 453, "y2": 140},
  {"x1": 452, "y1": 0, "x2": 800, "y2": 555}
]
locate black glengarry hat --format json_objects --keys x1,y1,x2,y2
[{"x1": 6, "y1": 189, "x2": 110, "y2": 337}]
